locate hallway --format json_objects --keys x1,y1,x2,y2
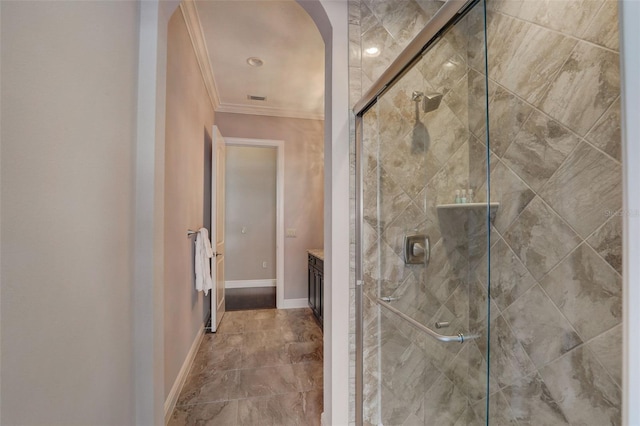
[{"x1": 168, "y1": 308, "x2": 323, "y2": 425}]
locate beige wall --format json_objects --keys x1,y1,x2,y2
[
  {"x1": 225, "y1": 146, "x2": 277, "y2": 281},
  {"x1": 0, "y1": 1, "x2": 138, "y2": 424},
  {"x1": 216, "y1": 113, "x2": 324, "y2": 299},
  {"x1": 163, "y1": 10, "x2": 214, "y2": 400}
]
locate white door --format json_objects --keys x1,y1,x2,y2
[{"x1": 211, "y1": 126, "x2": 226, "y2": 331}]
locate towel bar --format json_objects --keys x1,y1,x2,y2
[{"x1": 187, "y1": 229, "x2": 197, "y2": 238}]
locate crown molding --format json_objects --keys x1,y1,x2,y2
[
  {"x1": 179, "y1": 0, "x2": 324, "y2": 121},
  {"x1": 216, "y1": 103, "x2": 324, "y2": 121},
  {"x1": 180, "y1": 0, "x2": 220, "y2": 110}
]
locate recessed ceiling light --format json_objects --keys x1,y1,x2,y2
[
  {"x1": 246, "y1": 57, "x2": 264, "y2": 67},
  {"x1": 364, "y1": 47, "x2": 380, "y2": 57}
]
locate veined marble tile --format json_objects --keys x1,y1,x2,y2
[
  {"x1": 381, "y1": 201, "x2": 428, "y2": 257},
  {"x1": 363, "y1": 0, "x2": 430, "y2": 47},
  {"x1": 419, "y1": 38, "x2": 467, "y2": 96},
  {"x1": 424, "y1": 141, "x2": 470, "y2": 221},
  {"x1": 168, "y1": 400, "x2": 238, "y2": 426},
  {"x1": 468, "y1": 135, "x2": 491, "y2": 194},
  {"x1": 424, "y1": 238, "x2": 467, "y2": 304},
  {"x1": 582, "y1": 0, "x2": 619, "y2": 51},
  {"x1": 540, "y1": 345, "x2": 621, "y2": 426},
  {"x1": 176, "y1": 369, "x2": 239, "y2": 406},
  {"x1": 422, "y1": 375, "x2": 469, "y2": 425},
  {"x1": 231, "y1": 364, "x2": 299, "y2": 400},
  {"x1": 487, "y1": 14, "x2": 577, "y2": 105},
  {"x1": 531, "y1": 0, "x2": 604, "y2": 39},
  {"x1": 421, "y1": 101, "x2": 468, "y2": 166},
  {"x1": 587, "y1": 212, "x2": 622, "y2": 275},
  {"x1": 292, "y1": 361, "x2": 324, "y2": 392},
  {"x1": 377, "y1": 98, "x2": 413, "y2": 154},
  {"x1": 349, "y1": 0, "x2": 361, "y2": 25},
  {"x1": 503, "y1": 110, "x2": 581, "y2": 192},
  {"x1": 389, "y1": 271, "x2": 441, "y2": 324},
  {"x1": 363, "y1": 166, "x2": 411, "y2": 231},
  {"x1": 359, "y1": 0, "x2": 377, "y2": 36},
  {"x1": 478, "y1": 237, "x2": 536, "y2": 312},
  {"x1": 444, "y1": 341, "x2": 497, "y2": 402},
  {"x1": 471, "y1": 390, "x2": 519, "y2": 426},
  {"x1": 414, "y1": 0, "x2": 445, "y2": 19},
  {"x1": 503, "y1": 196, "x2": 581, "y2": 280},
  {"x1": 382, "y1": 131, "x2": 440, "y2": 199},
  {"x1": 486, "y1": 315, "x2": 536, "y2": 389},
  {"x1": 467, "y1": 69, "x2": 490, "y2": 139},
  {"x1": 501, "y1": 372, "x2": 570, "y2": 425},
  {"x1": 540, "y1": 142, "x2": 622, "y2": 239},
  {"x1": 503, "y1": 284, "x2": 582, "y2": 367},
  {"x1": 586, "y1": 97, "x2": 621, "y2": 162},
  {"x1": 443, "y1": 71, "x2": 469, "y2": 129},
  {"x1": 361, "y1": 24, "x2": 402, "y2": 84},
  {"x1": 538, "y1": 41, "x2": 620, "y2": 137},
  {"x1": 479, "y1": 160, "x2": 535, "y2": 234},
  {"x1": 587, "y1": 323, "x2": 622, "y2": 387},
  {"x1": 385, "y1": 66, "x2": 431, "y2": 124},
  {"x1": 540, "y1": 243, "x2": 621, "y2": 341},
  {"x1": 237, "y1": 390, "x2": 323, "y2": 426},
  {"x1": 487, "y1": 86, "x2": 534, "y2": 158}
]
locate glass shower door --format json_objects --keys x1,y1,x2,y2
[{"x1": 358, "y1": 1, "x2": 493, "y2": 424}]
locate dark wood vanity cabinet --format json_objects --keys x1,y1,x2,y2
[{"x1": 308, "y1": 254, "x2": 323, "y2": 327}]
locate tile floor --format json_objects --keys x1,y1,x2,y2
[{"x1": 168, "y1": 308, "x2": 323, "y2": 425}]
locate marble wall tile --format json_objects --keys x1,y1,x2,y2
[
  {"x1": 502, "y1": 110, "x2": 581, "y2": 192},
  {"x1": 420, "y1": 102, "x2": 468, "y2": 166},
  {"x1": 503, "y1": 196, "x2": 581, "y2": 280},
  {"x1": 487, "y1": 14, "x2": 578, "y2": 105},
  {"x1": 424, "y1": 142, "x2": 470, "y2": 221},
  {"x1": 480, "y1": 160, "x2": 535, "y2": 234},
  {"x1": 529, "y1": 0, "x2": 604, "y2": 38},
  {"x1": 471, "y1": 390, "x2": 519, "y2": 426},
  {"x1": 363, "y1": 0, "x2": 429, "y2": 47},
  {"x1": 393, "y1": 273, "x2": 442, "y2": 325},
  {"x1": 467, "y1": 69, "x2": 490, "y2": 139},
  {"x1": 422, "y1": 375, "x2": 468, "y2": 425},
  {"x1": 479, "y1": 238, "x2": 536, "y2": 311},
  {"x1": 501, "y1": 372, "x2": 570, "y2": 425},
  {"x1": 582, "y1": 0, "x2": 619, "y2": 51},
  {"x1": 540, "y1": 142, "x2": 622, "y2": 238},
  {"x1": 537, "y1": 41, "x2": 620, "y2": 137},
  {"x1": 587, "y1": 212, "x2": 622, "y2": 275},
  {"x1": 292, "y1": 361, "x2": 324, "y2": 392},
  {"x1": 361, "y1": 24, "x2": 402, "y2": 83},
  {"x1": 363, "y1": 166, "x2": 410, "y2": 230},
  {"x1": 487, "y1": 86, "x2": 534, "y2": 158},
  {"x1": 586, "y1": 97, "x2": 621, "y2": 161},
  {"x1": 486, "y1": 315, "x2": 537, "y2": 389},
  {"x1": 503, "y1": 285, "x2": 582, "y2": 367},
  {"x1": 468, "y1": 135, "x2": 491, "y2": 193},
  {"x1": 586, "y1": 323, "x2": 622, "y2": 387},
  {"x1": 359, "y1": 0, "x2": 377, "y2": 36},
  {"x1": 540, "y1": 243, "x2": 622, "y2": 341},
  {"x1": 444, "y1": 341, "x2": 497, "y2": 402},
  {"x1": 418, "y1": 38, "x2": 467, "y2": 95},
  {"x1": 382, "y1": 133, "x2": 439, "y2": 199},
  {"x1": 424, "y1": 238, "x2": 467, "y2": 304},
  {"x1": 540, "y1": 346, "x2": 621, "y2": 426},
  {"x1": 414, "y1": 0, "x2": 445, "y2": 18}
]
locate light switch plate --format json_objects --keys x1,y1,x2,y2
[{"x1": 286, "y1": 228, "x2": 297, "y2": 238}]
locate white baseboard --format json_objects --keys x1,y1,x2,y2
[
  {"x1": 164, "y1": 323, "x2": 205, "y2": 425},
  {"x1": 225, "y1": 279, "x2": 276, "y2": 289},
  {"x1": 280, "y1": 297, "x2": 309, "y2": 309}
]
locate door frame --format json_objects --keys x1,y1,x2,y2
[{"x1": 225, "y1": 137, "x2": 285, "y2": 309}]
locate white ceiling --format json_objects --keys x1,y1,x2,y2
[{"x1": 195, "y1": 0, "x2": 325, "y2": 120}]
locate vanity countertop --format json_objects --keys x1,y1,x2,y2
[{"x1": 307, "y1": 249, "x2": 324, "y2": 261}]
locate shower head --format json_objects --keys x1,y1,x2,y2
[{"x1": 422, "y1": 93, "x2": 443, "y2": 113}]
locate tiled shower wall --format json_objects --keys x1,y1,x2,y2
[{"x1": 349, "y1": 0, "x2": 622, "y2": 425}]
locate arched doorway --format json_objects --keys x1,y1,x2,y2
[{"x1": 133, "y1": 1, "x2": 350, "y2": 424}]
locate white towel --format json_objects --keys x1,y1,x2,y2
[{"x1": 195, "y1": 227, "x2": 214, "y2": 296}]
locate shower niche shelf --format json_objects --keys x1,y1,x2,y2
[
  {"x1": 436, "y1": 202, "x2": 500, "y2": 222},
  {"x1": 437, "y1": 202, "x2": 500, "y2": 211}
]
